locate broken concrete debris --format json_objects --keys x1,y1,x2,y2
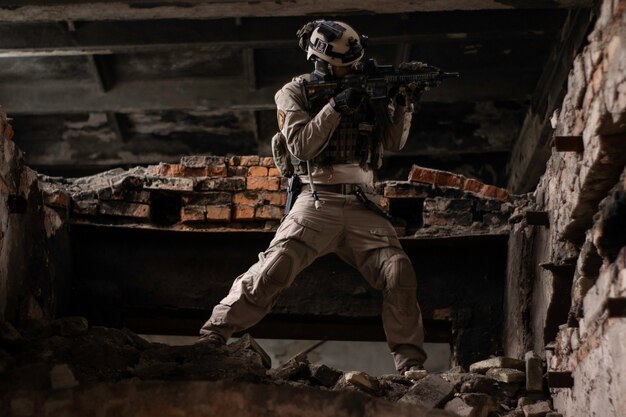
[
  {"x1": 521, "y1": 400, "x2": 552, "y2": 417},
  {"x1": 310, "y1": 363, "x2": 343, "y2": 387},
  {"x1": 524, "y1": 351, "x2": 543, "y2": 392},
  {"x1": 486, "y1": 368, "x2": 526, "y2": 384},
  {"x1": 444, "y1": 397, "x2": 476, "y2": 417},
  {"x1": 469, "y1": 357, "x2": 525, "y2": 374},
  {"x1": 405, "y1": 367, "x2": 429, "y2": 381},
  {"x1": 0, "y1": 320, "x2": 564, "y2": 416},
  {"x1": 399, "y1": 374, "x2": 455, "y2": 409},
  {"x1": 343, "y1": 371, "x2": 380, "y2": 394}
]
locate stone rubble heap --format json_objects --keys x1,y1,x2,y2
[
  {"x1": 40, "y1": 157, "x2": 515, "y2": 238},
  {"x1": 2, "y1": 317, "x2": 562, "y2": 417}
]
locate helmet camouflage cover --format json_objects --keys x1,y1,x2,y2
[{"x1": 297, "y1": 20, "x2": 367, "y2": 67}]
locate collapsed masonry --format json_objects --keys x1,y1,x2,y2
[
  {"x1": 37, "y1": 155, "x2": 512, "y2": 237},
  {"x1": 0, "y1": 317, "x2": 560, "y2": 417}
]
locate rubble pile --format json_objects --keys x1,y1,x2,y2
[
  {"x1": 40, "y1": 157, "x2": 515, "y2": 238},
  {"x1": 1, "y1": 317, "x2": 562, "y2": 417}
]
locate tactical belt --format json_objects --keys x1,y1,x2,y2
[
  {"x1": 301, "y1": 183, "x2": 371, "y2": 195},
  {"x1": 301, "y1": 183, "x2": 391, "y2": 220}
]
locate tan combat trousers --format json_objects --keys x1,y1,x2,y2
[{"x1": 200, "y1": 191, "x2": 427, "y2": 370}]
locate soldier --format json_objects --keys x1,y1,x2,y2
[{"x1": 199, "y1": 20, "x2": 427, "y2": 375}]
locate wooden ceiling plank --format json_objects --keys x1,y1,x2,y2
[{"x1": 0, "y1": 0, "x2": 591, "y2": 22}]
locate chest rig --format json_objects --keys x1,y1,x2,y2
[{"x1": 290, "y1": 80, "x2": 384, "y2": 176}]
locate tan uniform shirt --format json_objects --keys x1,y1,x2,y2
[{"x1": 274, "y1": 74, "x2": 413, "y2": 185}]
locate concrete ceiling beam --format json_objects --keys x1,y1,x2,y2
[{"x1": 0, "y1": 0, "x2": 591, "y2": 22}]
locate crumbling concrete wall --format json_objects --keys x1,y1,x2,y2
[
  {"x1": 505, "y1": 1, "x2": 626, "y2": 415},
  {"x1": 0, "y1": 107, "x2": 71, "y2": 326}
]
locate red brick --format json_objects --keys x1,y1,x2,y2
[
  {"x1": 383, "y1": 182, "x2": 429, "y2": 198},
  {"x1": 206, "y1": 205, "x2": 232, "y2": 222},
  {"x1": 228, "y1": 166, "x2": 248, "y2": 176},
  {"x1": 182, "y1": 192, "x2": 231, "y2": 205},
  {"x1": 248, "y1": 166, "x2": 269, "y2": 177},
  {"x1": 233, "y1": 204, "x2": 255, "y2": 221},
  {"x1": 99, "y1": 201, "x2": 150, "y2": 219},
  {"x1": 157, "y1": 163, "x2": 184, "y2": 177},
  {"x1": 43, "y1": 190, "x2": 71, "y2": 208},
  {"x1": 227, "y1": 156, "x2": 240, "y2": 166},
  {"x1": 280, "y1": 177, "x2": 289, "y2": 190},
  {"x1": 268, "y1": 168, "x2": 282, "y2": 177},
  {"x1": 247, "y1": 176, "x2": 280, "y2": 191},
  {"x1": 408, "y1": 165, "x2": 437, "y2": 185},
  {"x1": 435, "y1": 171, "x2": 464, "y2": 188},
  {"x1": 234, "y1": 191, "x2": 286, "y2": 206},
  {"x1": 409, "y1": 165, "x2": 464, "y2": 189},
  {"x1": 495, "y1": 188, "x2": 509, "y2": 202},
  {"x1": 180, "y1": 205, "x2": 206, "y2": 223},
  {"x1": 463, "y1": 178, "x2": 508, "y2": 202},
  {"x1": 196, "y1": 177, "x2": 245, "y2": 191},
  {"x1": 180, "y1": 155, "x2": 225, "y2": 168},
  {"x1": 484, "y1": 186, "x2": 508, "y2": 202},
  {"x1": 182, "y1": 165, "x2": 227, "y2": 177},
  {"x1": 233, "y1": 191, "x2": 259, "y2": 205},
  {"x1": 463, "y1": 178, "x2": 484, "y2": 194},
  {"x1": 239, "y1": 156, "x2": 261, "y2": 166},
  {"x1": 255, "y1": 205, "x2": 284, "y2": 220},
  {"x1": 144, "y1": 176, "x2": 194, "y2": 191},
  {"x1": 479, "y1": 185, "x2": 499, "y2": 199},
  {"x1": 260, "y1": 157, "x2": 275, "y2": 167}
]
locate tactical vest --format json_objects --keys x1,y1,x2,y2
[{"x1": 290, "y1": 80, "x2": 384, "y2": 176}]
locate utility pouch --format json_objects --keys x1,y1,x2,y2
[
  {"x1": 271, "y1": 131, "x2": 294, "y2": 177},
  {"x1": 285, "y1": 175, "x2": 302, "y2": 216}
]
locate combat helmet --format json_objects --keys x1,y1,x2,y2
[{"x1": 297, "y1": 20, "x2": 367, "y2": 67}]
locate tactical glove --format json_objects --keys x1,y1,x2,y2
[
  {"x1": 331, "y1": 88, "x2": 365, "y2": 114},
  {"x1": 395, "y1": 83, "x2": 423, "y2": 107}
]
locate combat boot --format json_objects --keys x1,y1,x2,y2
[{"x1": 197, "y1": 331, "x2": 226, "y2": 347}]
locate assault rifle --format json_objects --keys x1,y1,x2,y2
[{"x1": 303, "y1": 58, "x2": 459, "y2": 124}]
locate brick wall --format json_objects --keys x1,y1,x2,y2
[
  {"x1": 41, "y1": 157, "x2": 513, "y2": 239},
  {"x1": 0, "y1": 107, "x2": 69, "y2": 325},
  {"x1": 504, "y1": 1, "x2": 626, "y2": 415}
]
